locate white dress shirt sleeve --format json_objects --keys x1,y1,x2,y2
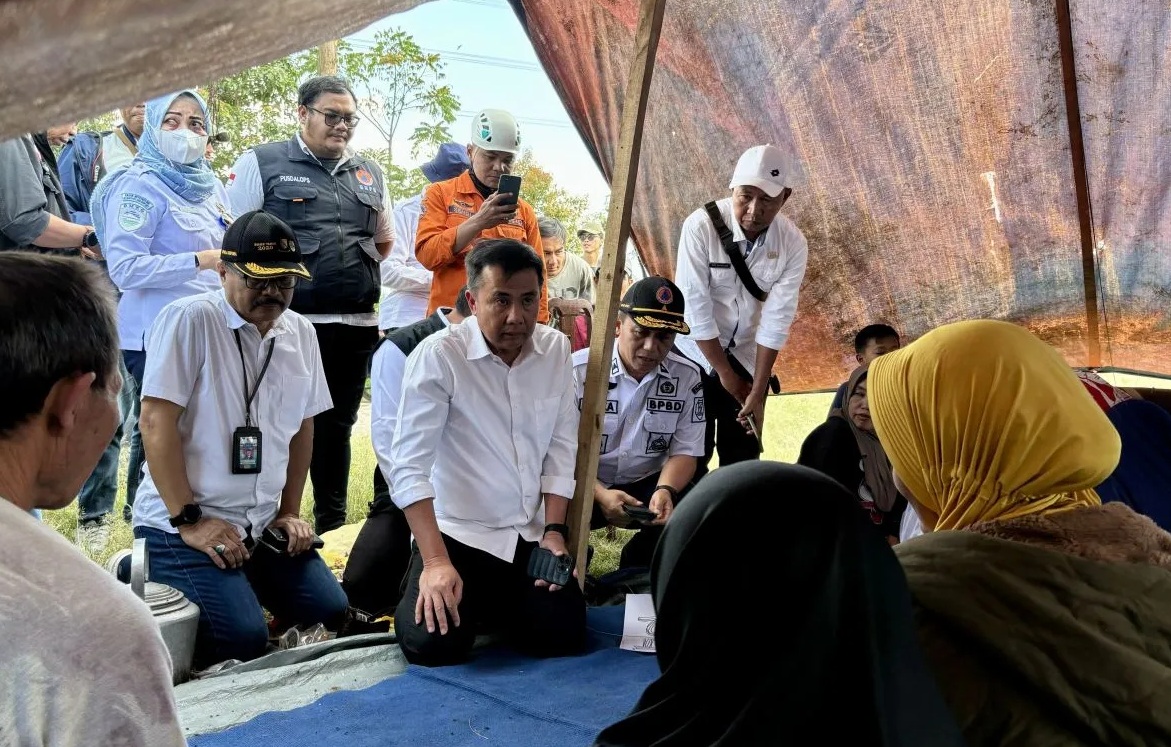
[
  {"x1": 104, "y1": 189, "x2": 200, "y2": 292},
  {"x1": 540, "y1": 337, "x2": 579, "y2": 498},
  {"x1": 383, "y1": 202, "x2": 432, "y2": 292},
  {"x1": 370, "y1": 207, "x2": 394, "y2": 259},
  {"x1": 389, "y1": 339, "x2": 455, "y2": 509},
  {"x1": 675, "y1": 211, "x2": 720, "y2": 341},
  {"x1": 370, "y1": 343, "x2": 408, "y2": 480},
  {"x1": 755, "y1": 231, "x2": 808, "y2": 352},
  {"x1": 224, "y1": 150, "x2": 264, "y2": 217},
  {"x1": 141, "y1": 301, "x2": 207, "y2": 408},
  {"x1": 302, "y1": 322, "x2": 334, "y2": 418}
]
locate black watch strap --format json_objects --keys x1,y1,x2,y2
[
  {"x1": 169, "y1": 503, "x2": 202, "y2": 528},
  {"x1": 543, "y1": 522, "x2": 570, "y2": 540},
  {"x1": 82, "y1": 229, "x2": 99, "y2": 248}
]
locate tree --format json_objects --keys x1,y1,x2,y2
[
  {"x1": 76, "y1": 111, "x2": 118, "y2": 134},
  {"x1": 353, "y1": 29, "x2": 460, "y2": 172},
  {"x1": 511, "y1": 149, "x2": 591, "y2": 242},
  {"x1": 358, "y1": 147, "x2": 430, "y2": 203},
  {"x1": 202, "y1": 56, "x2": 304, "y2": 174}
]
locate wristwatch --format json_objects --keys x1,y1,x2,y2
[
  {"x1": 169, "y1": 503, "x2": 203, "y2": 528},
  {"x1": 543, "y1": 522, "x2": 570, "y2": 540},
  {"x1": 81, "y1": 229, "x2": 99, "y2": 249},
  {"x1": 655, "y1": 485, "x2": 680, "y2": 502}
]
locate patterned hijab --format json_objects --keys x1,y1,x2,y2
[
  {"x1": 831, "y1": 365, "x2": 898, "y2": 512},
  {"x1": 868, "y1": 320, "x2": 1120, "y2": 531}
]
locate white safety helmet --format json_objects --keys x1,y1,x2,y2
[{"x1": 470, "y1": 108, "x2": 522, "y2": 155}]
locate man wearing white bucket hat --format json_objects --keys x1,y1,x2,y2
[
  {"x1": 674, "y1": 144, "x2": 809, "y2": 476},
  {"x1": 415, "y1": 108, "x2": 548, "y2": 323}
]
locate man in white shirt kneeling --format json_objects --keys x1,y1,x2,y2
[
  {"x1": 133, "y1": 210, "x2": 348, "y2": 669},
  {"x1": 391, "y1": 238, "x2": 585, "y2": 666}
]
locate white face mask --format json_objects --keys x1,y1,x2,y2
[{"x1": 157, "y1": 128, "x2": 209, "y2": 165}]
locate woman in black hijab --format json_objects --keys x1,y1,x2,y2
[{"x1": 593, "y1": 462, "x2": 963, "y2": 746}]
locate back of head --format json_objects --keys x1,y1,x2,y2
[
  {"x1": 595, "y1": 461, "x2": 963, "y2": 746},
  {"x1": 868, "y1": 320, "x2": 1120, "y2": 530},
  {"x1": 0, "y1": 253, "x2": 119, "y2": 438}
]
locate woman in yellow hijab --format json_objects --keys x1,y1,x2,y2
[{"x1": 868, "y1": 320, "x2": 1171, "y2": 746}]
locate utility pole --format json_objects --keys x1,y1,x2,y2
[{"x1": 318, "y1": 40, "x2": 339, "y2": 76}]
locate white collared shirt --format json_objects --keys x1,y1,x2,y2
[
  {"x1": 389, "y1": 316, "x2": 579, "y2": 562},
  {"x1": 370, "y1": 309, "x2": 454, "y2": 486},
  {"x1": 378, "y1": 192, "x2": 433, "y2": 330},
  {"x1": 226, "y1": 134, "x2": 394, "y2": 328},
  {"x1": 573, "y1": 348, "x2": 705, "y2": 486},
  {"x1": 674, "y1": 197, "x2": 808, "y2": 374},
  {"x1": 133, "y1": 290, "x2": 333, "y2": 537}
]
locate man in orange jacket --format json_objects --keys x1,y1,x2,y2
[{"x1": 415, "y1": 108, "x2": 548, "y2": 322}]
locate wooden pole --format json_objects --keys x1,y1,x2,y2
[
  {"x1": 568, "y1": 0, "x2": 668, "y2": 586},
  {"x1": 1054, "y1": 0, "x2": 1102, "y2": 367},
  {"x1": 318, "y1": 40, "x2": 340, "y2": 76}
]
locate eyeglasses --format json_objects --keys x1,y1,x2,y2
[
  {"x1": 307, "y1": 106, "x2": 360, "y2": 129},
  {"x1": 229, "y1": 266, "x2": 298, "y2": 290}
]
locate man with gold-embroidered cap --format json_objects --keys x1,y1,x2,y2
[
  {"x1": 132, "y1": 208, "x2": 348, "y2": 668},
  {"x1": 571, "y1": 276, "x2": 705, "y2": 570}
]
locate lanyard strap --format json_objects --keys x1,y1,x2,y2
[{"x1": 233, "y1": 330, "x2": 276, "y2": 428}]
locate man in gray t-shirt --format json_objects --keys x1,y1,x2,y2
[{"x1": 539, "y1": 216, "x2": 595, "y2": 302}]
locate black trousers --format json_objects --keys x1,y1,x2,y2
[
  {"x1": 591, "y1": 473, "x2": 691, "y2": 570},
  {"x1": 310, "y1": 323, "x2": 379, "y2": 534},
  {"x1": 395, "y1": 532, "x2": 587, "y2": 667},
  {"x1": 694, "y1": 366, "x2": 762, "y2": 481},
  {"x1": 340, "y1": 467, "x2": 412, "y2": 617}
]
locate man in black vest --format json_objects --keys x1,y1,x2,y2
[
  {"x1": 226, "y1": 76, "x2": 394, "y2": 534},
  {"x1": 342, "y1": 286, "x2": 472, "y2": 618}
]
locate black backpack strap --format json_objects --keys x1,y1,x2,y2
[{"x1": 703, "y1": 202, "x2": 768, "y2": 303}]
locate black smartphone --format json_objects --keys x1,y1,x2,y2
[
  {"x1": 527, "y1": 546, "x2": 574, "y2": 586},
  {"x1": 622, "y1": 504, "x2": 658, "y2": 524},
  {"x1": 497, "y1": 173, "x2": 522, "y2": 206},
  {"x1": 260, "y1": 526, "x2": 325, "y2": 555}
]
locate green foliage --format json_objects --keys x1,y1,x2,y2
[
  {"x1": 201, "y1": 55, "x2": 306, "y2": 174},
  {"x1": 358, "y1": 148, "x2": 430, "y2": 204},
  {"x1": 511, "y1": 149, "x2": 591, "y2": 241},
  {"x1": 76, "y1": 111, "x2": 118, "y2": 135},
  {"x1": 356, "y1": 29, "x2": 460, "y2": 160}
]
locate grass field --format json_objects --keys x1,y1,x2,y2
[{"x1": 43, "y1": 390, "x2": 836, "y2": 576}]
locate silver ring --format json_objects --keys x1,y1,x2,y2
[{"x1": 213, "y1": 544, "x2": 226, "y2": 555}]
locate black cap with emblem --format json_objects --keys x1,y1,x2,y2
[
  {"x1": 619, "y1": 276, "x2": 690, "y2": 335},
  {"x1": 219, "y1": 210, "x2": 312, "y2": 280}
]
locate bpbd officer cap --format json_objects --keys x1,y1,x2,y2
[{"x1": 220, "y1": 210, "x2": 311, "y2": 280}]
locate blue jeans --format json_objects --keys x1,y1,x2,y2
[
  {"x1": 122, "y1": 350, "x2": 147, "y2": 522},
  {"x1": 135, "y1": 526, "x2": 349, "y2": 668},
  {"x1": 77, "y1": 357, "x2": 136, "y2": 523}
]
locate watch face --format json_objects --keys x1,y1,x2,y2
[{"x1": 182, "y1": 504, "x2": 202, "y2": 523}]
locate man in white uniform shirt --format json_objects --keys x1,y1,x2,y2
[
  {"x1": 390, "y1": 238, "x2": 585, "y2": 666},
  {"x1": 573, "y1": 277, "x2": 704, "y2": 570},
  {"x1": 379, "y1": 143, "x2": 470, "y2": 332},
  {"x1": 134, "y1": 210, "x2": 348, "y2": 668},
  {"x1": 675, "y1": 144, "x2": 808, "y2": 475}
]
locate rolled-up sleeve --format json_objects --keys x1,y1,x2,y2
[
  {"x1": 755, "y1": 232, "x2": 808, "y2": 352},
  {"x1": 0, "y1": 137, "x2": 52, "y2": 247},
  {"x1": 675, "y1": 211, "x2": 719, "y2": 341},
  {"x1": 540, "y1": 337, "x2": 579, "y2": 498},
  {"x1": 389, "y1": 339, "x2": 454, "y2": 509}
]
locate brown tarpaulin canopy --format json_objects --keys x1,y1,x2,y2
[{"x1": 6, "y1": 0, "x2": 1168, "y2": 390}]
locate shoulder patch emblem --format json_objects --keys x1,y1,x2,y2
[{"x1": 117, "y1": 193, "x2": 153, "y2": 232}]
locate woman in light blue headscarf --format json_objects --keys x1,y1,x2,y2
[{"x1": 92, "y1": 89, "x2": 230, "y2": 517}]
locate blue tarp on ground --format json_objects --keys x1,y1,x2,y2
[{"x1": 190, "y1": 605, "x2": 658, "y2": 747}]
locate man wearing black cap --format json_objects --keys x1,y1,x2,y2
[
  {"x1": 132, "y1": 210, "x2": 348, "y2": 668},
  {"x1": 572, "y1": 277, "x2": 704, "y2": 570}
]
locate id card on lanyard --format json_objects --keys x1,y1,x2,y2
[{"x1": 232, "y1": 330, "x2": 275, "y2": 474}]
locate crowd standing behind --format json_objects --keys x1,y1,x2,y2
[{"x1": 6, "y1": 70, "x2": 1171, "y2": 747}]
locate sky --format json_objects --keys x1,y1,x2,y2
[{"x1": 346, "y1": 0, "x2": 612, "y2": 213}]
